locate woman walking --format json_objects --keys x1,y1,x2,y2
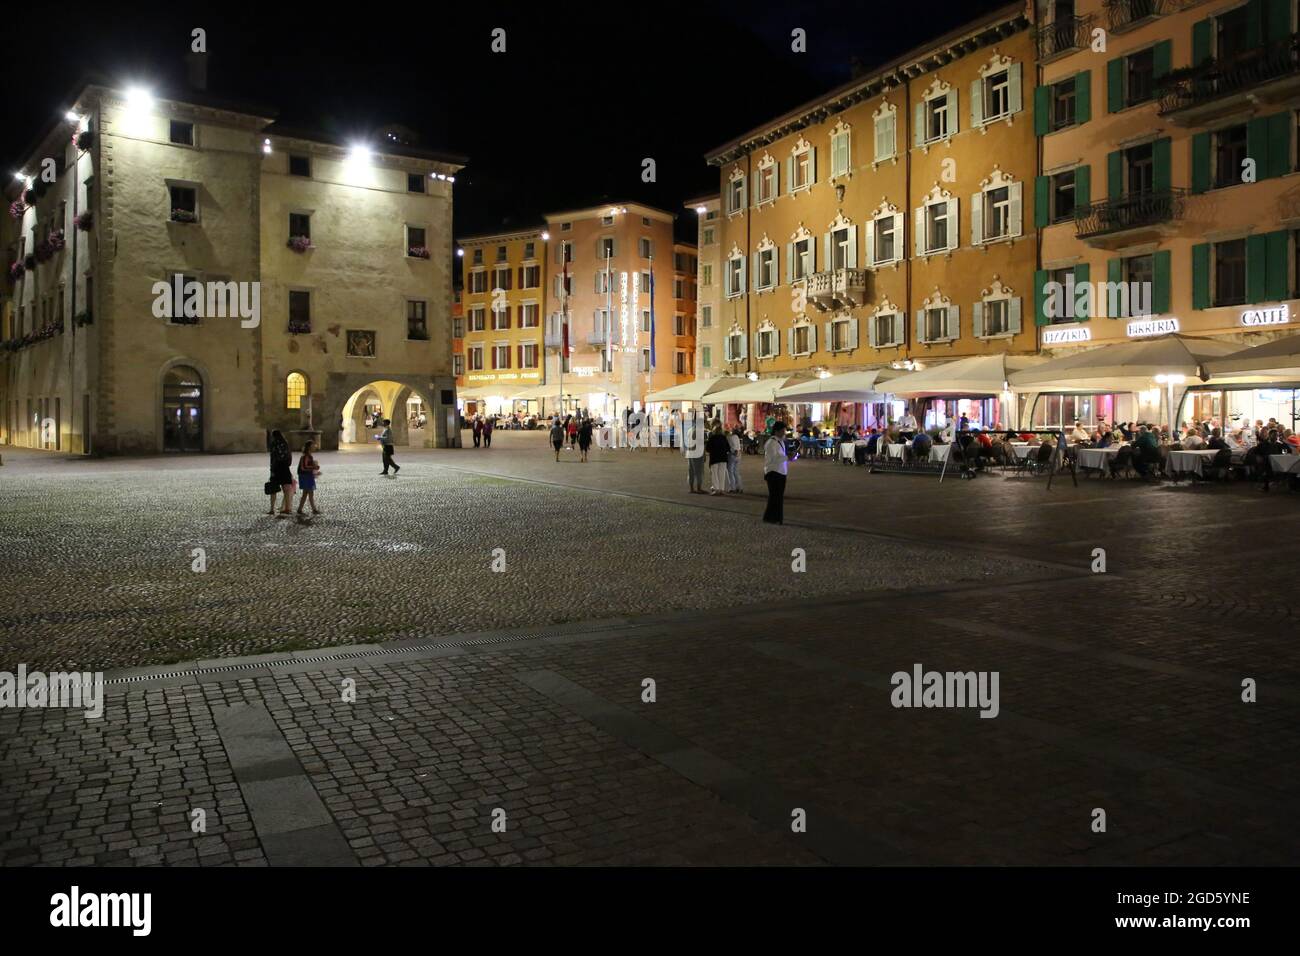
[
  {"x1": 550, "y1": 417, "x2": 566, "y2": 461},
  {"x1": 566, "y1": 415, "x2": 578, "y2": 448},
  {"x1": 296, "y1": 440, "x2": 322, "y2": 516},
  {"x1": 266, "y1": 429, "x2": 294, "y2": 516},
  {"x1": 578, "y1": 417, "x2": 593, "y2": 462},
  {"x1": 706, "y1": 423, "x2": 731, "y2": 495},
  {"x1": 472, "y1": 415, "x2": 483, "y2": 448}
]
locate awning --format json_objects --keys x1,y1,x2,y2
[
  {"x1": 705, "y1": 375, "x2": 815, "y2": 404},
  {"x1": 1203, "y1": 333, "x2": 1300, "y2": 384},
  {"x1": 458, "y1": 385, "x2": 526, "y2": 400},
  {"x1": 774, "y1": 368, "x2": 901, "y2": 402},
  {"x1": 645, "y1": 376, "x2": 748, "y2": 403},
  {"x1": 508, "y1": 384, "x2": 556, "y2": 401},
  {"x1": 1008, "y1": 334, "x2": 1237, "y2": 392},
  {"x1": 887, "y1": 354, "x2": 1044, "y2": 397}
]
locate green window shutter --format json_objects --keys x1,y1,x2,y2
[
  {"x1": 1153, "y1": 137, "x2": 1172, "y2": 192},
  {"x1": 1191, "y1": 132, "x2": 1211, "y2": 193},
  {"x1": 1191, "y1": 243, "x2": 1211, "y2": 310},
  {"x1": 1034, "y1": 85, "x2": 1051, "y2": 136},
  {"x1": 1107, "y1": 149, "x2": 1124, "y2": 199},
  {"x1": 1075, "y1": 70, "x2": 1091, "y2": 125},
  {"x1": 1107, "y1": 57, "x2": 1125, "y2": 113},
  {"x1": 1075, "y1": 165, "x2": 1090, "y2": 209},
  {"x1": 1153, "y1": 250, "x2": 1172, "y2": 315},
  {"x1": 1034, "y1": 175, "x2": 1051, "y2": 228},
  {"x1": 1108, "y1": 258, "x2": 1123, "y2": 317},
  {"x1": 1074, "y1": 263, "x2": 1091, "y2": 322},
  {"x1": 1153, "y1": 40, "x2": 1172, "y2": 82},
  {"x1": 1266, "y1": 229, "x2": 1290, "y2": 301},
  {"x1": 1246, "y1": 0, "x2": 1263, "y2": 47},
  {"x1": 1034, "y1": 269, "x2": 1049, "y2": 326},
  {"x1": 1247, "y1": 117, "x2": 1269, "y2": 179},
  {"x1": 1192, "y1": 19, "x2": 1213, "y2": 66},
  {"x1": 1266, "y1": 0, "x2": 1291, "y2": 43},
  {"x1": 1246, "y1": 234, "x2": 1268, "y2": 303},
  {"x1": 1267, "y1": 111, "x2": 1292, "y2": 178}
]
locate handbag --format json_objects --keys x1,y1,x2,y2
[{"x1": 264, "y1": 480, "x2": 279, "y2": 495}]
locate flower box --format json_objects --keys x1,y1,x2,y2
[
  {"x1": 8, "y1": 200, "x2": 25, "y2": 220},
  {"x1": 74, "y1": 129, "x2": 94, "y2": 151},
  {"x1": 75, "y1": 210, "x2": 93, "y2": 231},
  {"x1": 287, "y1": 318, "x2": 312, "y2": 334},
  {"x1": 286, "y1": 235, "x2": 313, "y2": 253},
  {"x1": 8, "y1": 261, "x2": 23, "y2": 281},
  {"x1": 73, "y1": 310, "x2": 93, "y2": 328},
  {"x1": 170, "y1": 208, "x2": 198, "y2": 223},
  {"x1": 407, "y1": 246, "x2": 430, "y2": 259},
  {"x1": 47, "y1": 229, "x2": 65, "y2": 253}
]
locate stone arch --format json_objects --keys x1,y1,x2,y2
[
  {"x1": 155, "y1": 356, "x2": 213, "y2": 453},
  {"x1": 320, "y1": 374, "x2": 443, "y2": 451}
]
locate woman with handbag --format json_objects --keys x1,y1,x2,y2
[
  {"x1": 296, "y1": 440, "x2": 322, "y2": 516},
  {"x1": 266, "y1": 430, "x2": 294, "y2": 516}
]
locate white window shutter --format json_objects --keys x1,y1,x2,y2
[
  {"x1": 739, "y1": 256, "x2": 747, "y2": 292},
  {"x1": 1009, "y1": 181, "x2": 1023, "y2": 238},
  {"x1": 772, "y1": 163, "x2": 779, "y2": 195},
  {"x1": 786, "y1": 242, "x2": 794, "y2": 282},
  {"x1": 594, "y1": 272, "x2": 602, "y2": 294},
  {"x1": 973, "y1": 300, "x2": 984, "y2": 338},
  {"x1": 808, "y1": 238, "x2": 815, "y2": 273},
  {"x1": 947, "y1": 89, "x2": 958, "y2": 135},
  {"x1": 810, "y1": 146, "x2": 817, "y2": 184},
  {"x1": 885, "y1": 113, "x2": 896, "y2": 159},
  {"x1": 724, "y1": 335, "x2": 733, "y2": 362},
  {"x1": 868, "y1": 314, "x2": 878, "y2": 347},
  {"x1": 914, "y1": 207, "x2": 925, "y2": 256},
  {"x1": 773, "y1": 329, "x2": 780, "y2": 356},
  {"x1": 848, "y1": 318, "x2": 859, "y2": 350},
  {"x1": 846, "y1": 225, "x2": 858, "y2": 268},
  {"x1": 809, "y1": 323, "x2": 818, "y2": 353},
  {"x1": 823, "y1": 232, "x2": 832, "y2": 270},
  {"x1": 740, "y1": 177, "x2": 748, "y2": 210},
  {"x1": 823, "y1": 321, "x2": 832, "y2": 352},
  {"x1": 1008, "y1": 62, "x2": 1023, "y2": 115},
  {"x1": 916, "y1": 310, "x2": 926, "y2": 344},
  {"x1": 785, "y1": 157, "x2": 793, "y2": 193},
  {"x1": 787, "y1": 327, "x2": 794, "y2": 355},
  {"x1": 893, "y1": 212, "x2": 906, "y2": 262},
  {"x1": 970, "y1": 79, "x2": 984, "y2": 128},
  {"x1": 753, "y1": 331, "x2": 761, "y2": 358},
  {"x1": 1009, "y1": 296, "x2": 1023, "y2": 334},
  {"x1": 739, "y1": 331, "x2": 747, "y2": 360},
  {"x1": 971, "y1": 191, "x2": 983, "y2": 246},
  {"x1": 865, "y1": 219, "x2": 876, "y2": 267},
  {"x1": 949, "y1": 303, "x2": 960, "y2": 340},
  {"x1": 947, "y1": 197, "x2": 960, "y2": 251},
  {"x1": 893, "y1": 312, "x2": 905, "y2": 347},
  {"x1": 914, "y1": 103, "x2": 925, "y2": 146}
]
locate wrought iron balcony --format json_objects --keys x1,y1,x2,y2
[
  {"x1": 1158, "y1": 34, "x2": 1300, "y2": 118},
  {"x1": 1074, "y1": 188, "x2": 1187, "y2": 241},
  {"x1": 1104, "y1": 0, "x2": 1170, "y2": 33},
  {"x1": 807, "y1": 269, "x2": 868, "y2": 311},
  {"x1": 1035, "y1": 15, "x2": 1094, "y2": 61}
]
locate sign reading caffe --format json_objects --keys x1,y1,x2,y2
[{"x1": 1241, "y1": 305, "x2": 1289, "y2": 327}]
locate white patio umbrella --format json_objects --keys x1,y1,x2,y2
[
  {"x1": 774, "y1": 368, "x2": 901, "y2": 401},
  {"x1": 1203, "y1": 333, "x2": 1300, "y2": 384},
  {"x1": 644, "y1": 376, "x2": 748, "y2": 403},
  {"x1": 1008, "y1": 334, "x2": 1237, "y2": 392},
  {"x1": 705, "y1": 375, "x2": 816, "y2": 404},
  {"x1": 886, "y1": 353, "x2": 1044, "y2": 396}
]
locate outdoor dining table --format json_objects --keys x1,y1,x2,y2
[
  {"x1": 928, "y1": 444, "x2": 952, "y2": 463},
  {"x1": 1009, "y1": 443, "x2": 1036, "y2": 460},
  {"x1": 1075, "y1": 446, "x2": 1120, "y2": 472},
  {"x1": 886, "y1": 442, "x2": 907, "y2": 459},
  {"x1": 1269, "y1": 454, "x2": 1300, "y2": 475},
  {"x1": 1166, "y1": 449, "x2": 1219, "y2": 478}
]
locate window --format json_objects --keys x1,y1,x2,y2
[
  {"x1": 286, "y1": 372, "x2": 308, "y2": 409},
  {"x1": 520, "y1": 303, "x2": 540, "y2": 327},
  {"x1": 757, "y1": 163, "x2": 778, "y2": 204},
  {"x1": 673, "y1": 314, "x2": 686, "y2": 335},
  {"x1": 829, "y1": 318, "x2": 855, "y2": 352},
  {"x1": 288, "y1": 155, "x2": 311, "y2": 177},
  {"x1": 468, "y1": 345, "x2": 484, "y2": 371},
  {"x1": 1212, "y1": 124, "x2": 1248, "y2": 190},
  {"x1": 491, "y1": 304, "x2": 510, "y2": 330},
  {"x1": 727, "y1": 257, "x2": 745, "y2": 298},
  {"x1": 831, "y1": 127, "x2": 851, "y2": 177},
  {"x1": 791, "y1": 236, "x2": 814, "y2": 279},
  {"x1": 288, "y1": 290, "x2": 311, "y2": 333},
  {"x1": 1050, "y1": 78, "x2": 1077, "y2": 131},
  {"x1": 408, "y1": 226, "x2": 427, "y2": 255},
  {"x1": 873, "y1": 110, "x2": 896, "y2": 162},
  {"x1": 925, "y1": 93, "x2": 951, "y2": 142},
  {"x1": 522, "y1": 265, "x2": 540, "y2": 288},
  {"x1": 492, "y1": 265, "x2": 512, "y2": 291},
  {"x1": 492, "y1": 344, "x2": 511, "y2": 369},
  {"x1": 598, "y1": 237, "x2": 615, "y2": 258},
  {"x1": 791, "y1": 146, "x2": 815, "y2": 191},
  {"x1": 1216, "y1": 3, "x2": 1251, "y2": 64},
  {"x1": 601, "y1": 215, "x2": 615, "y2": 226},
  {"x1": 983, "y1": 186, "x2": 1012, "y2": 240},
  {"x1": 453, "y1": 354, "x2": 464, "y2": 375},
  {"x1": 1046, "y1": 267, "x2": 1076, "y2": 323},
  {"x1": 169, "y1": 120, "x2": 194, "y2": 146},
  {"x1": 407, "y1": 173, "x2": 425, "y2": 193},
  {"x1": 407, "y1": 300, "x2": 428, "y2": 340},
  {"x1": 472, "y1": 248, "x2": 484, "y2": 265},
  {"x1": 674, "y1": 278, "x2": 684, "y2": 298},
  {"x1": 169, "y1": 185, "x2": 197, "y2": 223},
  {"x1": 521, "y1": 343, "x2": 540, "y2": 369},
  {"x1": 702, "y1": 345, "x2": 712, "y2": 368},
  {"x1": 923, "y1": 200, "x2": 952, "y2": 254},
  {"x1": 1051, "y1": 170, "x2": 1076, "y2": 223},
  {"x1": 452, "y1": 317, "x2": 464, "y2": 338},
  {"x1": 169, "y1": 273, "x2": 200, "y2": 324},
  {"x1": 830, "y1": 225, "x2": 854, "y2": 270},
  {"x1": 1122, "y1": 254, "x2": 1155, "y2": 317},
  {"x1": 639, "y1": 237, "x2": 654, "y2": 258},
  {"x1": 640, "y1": 349, "x2": 651, "y2": 372},
  {"x1": 468, "y1": 306, "x2": 486, "y2": 332},
  {"x1": 757, "y1": 328, "x2": 778, "y2": 358},
  {"x1": 925, "y1": 307, "x2": 953, "y2": 342},
  {"x1": 984, "y1": 69, "x2": 1010, "y2": 121},
  {"x1": 469, "y1": 271, "x2": 488, "y2": 294},
  {"x1": 872, "y1": 215, "x2": 898, "y2": 265},
  {"x1": 640, "y1": 271, "x2": 652, "y2": 296},
  {"x1": 289, "y1": 212, "x2": 311, "y2": 240},
  {"x1": 560, "y1": 221, "x2": 572, "y2": 231},
  {"x1": 347, "y1": 330, "x2": 376, "y2": 357},
  {"x1": 1126, "y1": 48, "x2": 1155, "y2": 107},
  {"x1": 555, "y1": 273, "x2": 573, "y2": 298},
  {"x1": 700, "y1": 227, "x2": 716, "y2": 246},
  {"x1": 594, "y1": 269, "x2": 613, "y2": 294},
  {"x1": 792, "y1": 325, "x2": 811, "y2": 355},
  {"x1": 1126, "y1": 142, "x2": 1154, "y2": 196},
  {"x1": 1213, "y1": 239, "x2": 1247, "y2": 307},
  {"x1": 641, "y1": 309, "x2": 651, "y2": 333},
  {"x1": 674, "y1": 351, "x2": 688, "y2": 374},
  {"x1": 727, "y1": 175, "x2": 746, "y2": 214},
  {"x1": 756, "y1": 247, "x2": 777, "y2": 290},
  {"x1": 873, "y1": 312, "x2": 901, "y2": 347},
  {"x1": 982, "y1": 298, "x2": 1010, "y2": 336},
  {"x1": 702, "y1": 263, "x2": 713, "y2": 286}
]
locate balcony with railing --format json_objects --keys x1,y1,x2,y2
[
  {"x1": 587, "y1": 325, "x2": 612, "y2": 346},
  {"x1": 807, "y1": 269, "x2": 868, "y2": 311},
  {"x1": 1104, "y1": 0, "x2": 1171, "y2": 33},
  {"x1": 1074, "y1": 188, "x2": 1187, "y2": 245},
  {"x1": 1157, "y1": 33, "x2": 1300, "y2": 123},
  {"x1": 1035, "y1": 15, "x2": 1094, "y2": 62}
]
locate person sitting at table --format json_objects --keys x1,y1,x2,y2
[
  {"x1": 1094, "y1": 428, "x2": 1112, "y2": 448},
  {"x1": 1026, "y1": 432, "x2": 1041, "y2": 446},
  {"x1": 910, "y1": 429, "x2": 933, "y2": 461},
  {"x1": 1181, "y1": 426, "x2": 1205, "y2": 450},
  {"x1": 1255, "y1": 428, "x2": 1288, "y2": 491},
  {"x1": 1132, "y1": 425, "x2": 1162, "y2": 478},
  {"x1": 1069, "y1": 420, "x2": 1090, "y2": 444},
  {"x1": 1284, "y1": 428, "x2": 1300, "y2": 450},
  {"x1": 1118, "y1": 421, "x2": 1134, "y2": 441},
  {"x1": 863, "y1": 427, "x2": 881, "y2": 455}
]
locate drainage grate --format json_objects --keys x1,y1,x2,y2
[{"x1": 104, "y1": 622, "x2": 648, "y2": 685}]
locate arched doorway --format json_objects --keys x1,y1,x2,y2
[
  {"x1": 163, "y1": 365, "x2": 204, "y2": 452},
  {"x1": 338, "y1": 380, "x2": 435, "y2": 448}
]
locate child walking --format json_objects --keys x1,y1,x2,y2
[{"x1": 297, "y1": 440, "x2": 322, "y2": 516}]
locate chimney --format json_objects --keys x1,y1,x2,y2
[{"x1": 186, "y1": 52, "x2": 208, "y2": 92}]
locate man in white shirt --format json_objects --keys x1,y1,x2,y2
[
  {"x1": 763, "y1": 422, "x2": 791, "y2": 524},
  {"x1": 898, "y1": 411, "x2": 918, "y2": 434}
]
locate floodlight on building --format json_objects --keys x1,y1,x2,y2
[
  {"x1": 456, "y1": 248, "x2": 464, "y2": 257},
  {"x1": 746, "y1": 371, "x2": 759, "y2": 381},
  {"x1": 65, "y1": 111, "x2": 79, "y2": 122},
  {"x1": 349, "y1": 144, "x2": 372, "y2": 163},
  {"x1": 695, "y1": 205, "x2": 706, "y2": 214},
  {"x1": 262, "y1": 138, "x2": 272, "y2": 154},
  {"x1": 13, "y1": 171, "x2": 24, "y2": 181},
  {"x1": 447, "y1": 176, "x2": 455, "y2": 183},
  {"x1": 540, "y1": 231, "x2": 550, "y2": 241},
  {"x1": 125, "y1": 87, "x2": 153, "y2": 110}
]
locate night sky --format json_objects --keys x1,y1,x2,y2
[{"x1": 2, "y1": 0, "x2": 1007, "y2": 244}]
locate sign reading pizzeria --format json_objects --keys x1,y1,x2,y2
[
  {"x1": 1042, "y1": 326, "x2": 1092, "y2": 345},
  {"x1": 1241, "y1": 305, "x2": 1290, "y2": 327},
  {"x1": 1126, "y1": 317, "x2": 1180, "y2": 338}
]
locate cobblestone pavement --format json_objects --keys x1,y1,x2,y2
[{"x1": 1, "y1": 436, "x2": 1297, "y2": 866}]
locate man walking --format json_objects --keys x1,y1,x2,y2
[
  {"x1": 379, "y1": 418, "x2": 399, "y2": 476},
  {"x1": 483, "y1": 415, "x2": 494, "y2": 449},
  {"x1": 763, "y1": 421, "x2": 791, "y2": 524},
  {"x1": 683, "y1": 411, "x2": 706, "y2": 493}
]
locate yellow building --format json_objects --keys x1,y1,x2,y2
[
  {"x1": 1, "y1": 79, "x2": 463, "y2": 454},
  {"x1": 456, "y1": 227, "x2": 548, "y2": 415},
  {"x1": 1034, "y1": 0, "x2": 1300, "y2": 430},
  {"x1": 686, "y1": 194, "x2": 724, "y2": 379},
  {"x1": 705, "y1": 2, "x2": 1038, "y2": 429}
]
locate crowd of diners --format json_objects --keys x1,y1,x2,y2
[{"x1": 826, "y1": 413, "x2": 1300, "y2": 488}]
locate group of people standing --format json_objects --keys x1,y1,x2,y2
[
  {"x1": 265, "y1": 430, "x2": 322, "y2": 517},
  {"x1": 550, "y1": 414, "x2": 593, "y2": 462}
]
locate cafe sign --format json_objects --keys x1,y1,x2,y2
[
  {"x1": 1042, "y1": 326, "x2": 1092, "y2": 345},
  {"x1": 1126, "y1": 317, "x2": 1180, "y2": 338},
  {"x1": 1241, "y1": 305, "x2": 1289, "y2": 327},
  {"x1": 572, "y1": 366, "x2": 598, "y2": 377}
]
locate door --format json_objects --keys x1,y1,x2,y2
[{"x1": 163, "y1": 365, "x2": 203, "y2": 452}]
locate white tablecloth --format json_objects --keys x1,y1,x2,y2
[
  {"x1": 1075, "y1": 447, "x2": 1120, "y2": 471},
  {"x1": 1270, "y1": 454, "x2": 1300, "y2": 475},
  {"x1": 929, "y1": 444, "x2": 952, "y2": 463},
  {"x1": 1010, "y1": 443, "x2": 1037, "y2": 460},
  {"x1": 1167, "y1": 449, "x2": 1219, "y2": 477},
  {"x1": 840, "y1": 442, "x2": 856, "y2": 461},
  {"x1": 886, "y1": 443, "x2": 907, "y2": 459}
]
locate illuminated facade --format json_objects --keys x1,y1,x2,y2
[{"x1": 686, "y1": 194, "x2": 723, "y2": 380}]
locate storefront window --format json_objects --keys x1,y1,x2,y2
[{"x1": 1032, "y1": 393, "x2": 1120, "y2": 430}]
